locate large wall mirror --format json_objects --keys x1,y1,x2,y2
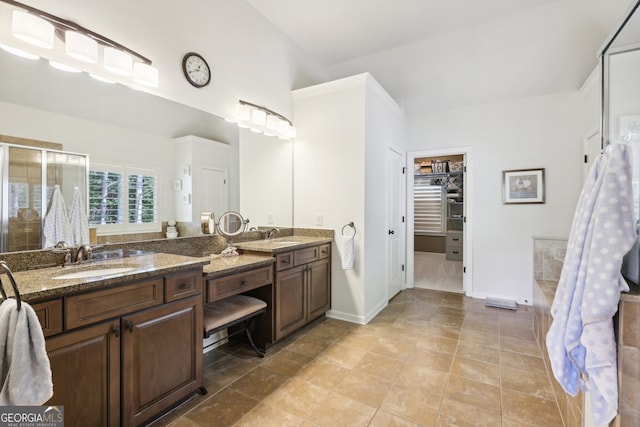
[
  {"x1": 0, "y1": 46, "x2": 293, "y2": 253},
  {"x1": 602, "y1": 0, "x2": 640, "y2": 283}
]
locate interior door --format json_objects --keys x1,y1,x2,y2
[
  {"x1": 387, "y1": 148, "x2": 405, "y2": 299},
  {"x1": 199, "y1": 167, "x2": 228, "y2": 217}
]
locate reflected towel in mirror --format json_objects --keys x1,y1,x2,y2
[
  {"x1": 69, "y1": 186, "x2": 90, "y2": 246},
  {"x1": 43, "y1": 185, "x2": 73, "y2": 248}
]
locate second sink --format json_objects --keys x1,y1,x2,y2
[{"x1": 53, "y1": 265, "x2": 138, "y2": 280}]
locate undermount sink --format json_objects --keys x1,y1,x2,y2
[
  {"x1": 53, "y1": 265, "x2": 138, "y2": 280},
  {"x1": 265, "y1": 240, "x2": 299, "y2": 245}
]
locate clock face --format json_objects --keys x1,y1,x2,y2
[{"x1": 182, "y1": 53, "x2": 210, "y2": 88}]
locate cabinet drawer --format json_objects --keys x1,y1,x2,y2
[
  {"x1": 318, "y1": 243, "x2": 331, "y2": 260},
  {"x1": 446, "y1": 247, "x2": 463, "y2": 261},
  {"x1": 445, "y1": 232, "x2": 463, "y2": 247},
  {"x1": 294, "y1": 246, "x2": 319, "y2": 266},
  {"x1": 207, "y1": 265, "x2": 272, "y2": 303},
  {"x1": 276, "y1": 252, "x2": 294, "y2": 271},
  {"x1": 66, "y1": 278, "x2": 164, "y2": 329},
  {"x1": 166, "y1": 269, "x2": 202, "y2": 302},
  {"x1": 32, "y1": 299, "x2": 63, "y2": 337}
]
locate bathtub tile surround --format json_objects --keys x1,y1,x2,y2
[
  {"x1": 149, "y1": 288, "x2": 562, "y2": 426},
  {"x1": 533, "y1": 237, "x2": 640, "y2": 426}
]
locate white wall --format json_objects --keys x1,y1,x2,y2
[
  {"x1": 407, "y1": 91, "x2": 584, "y2": 303},
  {"x1": 293, "y1": 74, "x2": 406, "y2": 323},
  {"x1": 293, "y1": 76, "x2": 367, "y2": 322}
]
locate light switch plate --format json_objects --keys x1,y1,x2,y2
[{"x1": 316, "y1": 213, "x2": 323, "y2": 226}]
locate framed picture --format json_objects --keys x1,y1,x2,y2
[{"x1": 502, "y1": 168, "x2": 545, "y2": 204}]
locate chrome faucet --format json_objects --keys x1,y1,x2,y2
[
  {"x1": 265, "y1": 228, "x2": 279, "y2": 240},
  {"x1": 74, "y1": 245, "x2": 93, "y2": 263}
]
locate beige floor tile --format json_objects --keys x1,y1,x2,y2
[
  {"x1": 450, "y1": 355, "x2": 500, "y2": 387},
  {"x1": 228, "y1": 366, "x2": 288, "y2": 400},
  {"x1": 259, "y1": 349, "x2": 313, "y2": 377},
  {"x1": 234, "y1": 402, "x2": 304, "y2": 427},
  {"x1": 416, "y1": 333, "x2": 459, "y2": 354},
  {"x1": 404, "y1": 348, "x2": 454, "y2": 373},
  {"x1": 454, "y1": 341, "x2": 500, "y2": 364},
  {"x1": 184, "y1": 388, "x2": 259, "y2": 427},
  {"x1": 368, "y1": 410, "x2": 422, "y2": 427},
  {"x1": 204, "y1": 356, "x2": 257, "y2": 387},
  {"x1": 421, "y1": 322, "x2": 461, "y2": 340},
  {"x1": 263, "y1": 377, "x2": 330, "y2": 419},
  {"x1": 397, "y1": 362, "x2": 450, "y2": 394},
  {"x1": 500, "y1": 365, "x2": 556, "y2": 401},
  {"x1": 458, "y1": 328, "x2": 500, "y2": 348},
  {"x1": 296, "y1": 359, "x2": 351, "y2": 389},
  {"x1": 500, "y1": 349, "x2": 547, "y2": 375},
  {"x1": 286, "y1": 334, "x2": 333, "y2": 358},
  {"x1": 380, "y1": 383, "x2": 441, "y2": 426},
  {"x1": 316, "y1": 341, "x2": 367, "y2": 368},
  {"x1": 333, "y1": 371, "x2": 392, "y2": 407},
  {"x1": 436, "y1": 397, "x2": 502, "y2": 426},
  {"x1": 461, "y1": 318, "x2": 499, "y2": 334},
  {"x1": 352, "y1": 352, "x2": 404, "y2": 379},
  {"x1": 500, "y1": 335, "x2": 542, "y2": 357},
  {"x1": 307, "y1": 392, "x2": 376, "y2": 427},
  {"x1": 443, "y1": 374, "x2": 501, "y2": 412},
  {"x1": 502, "y1": 389, "x2": 563, "y2": 426},
  {"x1": 371, "y1": 335, "x2": 419, "y2": 361}
]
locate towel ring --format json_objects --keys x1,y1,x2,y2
[
  {"x1": 0, "y1": 261, "x2": 21, "y2": 311},
  {"x1": 342, "y1": 221, "x2": 357, "y2": 237}
]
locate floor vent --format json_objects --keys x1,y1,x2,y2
[{"x1": 485, "y1": 298, "x2": 517, "y2": 310}]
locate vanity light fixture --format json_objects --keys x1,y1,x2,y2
[
  {"x1": 230, "y1": 100, "x2": 296, "y2": 140},
  {"x1": 0, "y1": 0, "x2": 159, "y2": 87}
]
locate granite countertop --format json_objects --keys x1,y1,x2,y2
[
  {"x1": 6, "y1": 253, "x2": 210, "y2": 303},
  {"x1": 203, "y1": 253, "x2": 275, "y2": 278},
  {"x1": 235, "y1": 235, "x2": 333, "y2": 254}
]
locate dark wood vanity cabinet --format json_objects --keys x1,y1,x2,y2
[
  {"x1": 274, "y1": 243, "x2": 331, "y2": 341},
  {"x1": 42, "y1": 268, "x2": 203, "y2": 427}
]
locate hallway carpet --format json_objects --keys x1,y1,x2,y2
[{"x1": 151, "y1": 288, "x2": 563, "y2": 426}]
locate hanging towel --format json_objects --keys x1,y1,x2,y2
[
  {"x1": 69, "y1": 186, "x2": 90, "y2": 246},
  {"x1": 342, "y1": 234, "x2": 355, "y2": 270},
  {"x1": 0, "y1": 298, "x2": 53, "y2": 405},
  {"x1": 546, "y1": 143, "x2": 636, "y2": 425},
  {"x1": 43, "y1": 185, "x2": 73, "y2": 248}
]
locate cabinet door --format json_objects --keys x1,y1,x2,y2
[
  {"x1": 275, "y1": 265, "x2": 306, "y2": 340},
  {"x1": 307, "y1": 258, "x2": 331, "y2": 322},
  {"x1": 121, "y1": 295, "x2": 203, "y2": 427},
  {"x1": 45, "y1": 321, "x2": 120, "y2": 427}
]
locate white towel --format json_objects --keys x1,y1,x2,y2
[
  {"x1": 0, "y1": 298, "x2": 53, "y2": 405},
  {"x1": 546, "y1": 143, "x2": 636, "y2": 425},
  {"x1": 342, "y1": 235, "x2": 354, "y2": 270},
  {"x1": 43, "y1": 185, "x2": 73, "y2": 248},
  {"x1": 69, "y1": 187, "x2": 90, "y2": 246}
]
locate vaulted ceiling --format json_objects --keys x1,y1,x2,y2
[{"x1": 246, "y1": 0, "x2": 634, "y2": 114}]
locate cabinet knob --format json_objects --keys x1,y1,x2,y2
[
  {"x1": 112, "y1": 325, "x2": 121, "y2": 337},
  {"x1": 179, "y1": 283, "x2": 191, "y2": 289},
  {"x1": 126, "y1": 320, "x2": 134, "y2": 333},
  {"x1": 388, "y1": 230, "x2": 395, "y2": 235}
]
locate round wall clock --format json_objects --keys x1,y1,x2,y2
[{"x1": 182, "y1": 52, "x2": 211, "y2": 88}]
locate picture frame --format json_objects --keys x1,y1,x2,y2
[{"x1": 502, "y1": 168, "x2": 545, "y2": 204}]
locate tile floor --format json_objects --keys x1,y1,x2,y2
[
  {"x1": 414, "y1": 252, "x2": 463, "y2": 294},
  {"x1": 151, "y1": 288, "x2": 563, "y2": 427}
]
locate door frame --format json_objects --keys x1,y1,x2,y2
[{"x1": 406, "y1": 146, "x2": 473, "y2": 296}]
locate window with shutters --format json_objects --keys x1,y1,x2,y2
[{"x1": 89, "y1": 163, "x2": 159, "y2": 234}]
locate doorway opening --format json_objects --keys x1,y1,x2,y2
[{"x1": 407, "y1": 147, "x2": 472, "y2": 295}]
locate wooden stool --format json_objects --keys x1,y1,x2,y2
[{"x1": 203, "y1": 295, "x2": 267, "y2": 358}]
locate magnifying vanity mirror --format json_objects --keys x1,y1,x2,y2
[
  {"x1": 602, "y1": 0, "x2": 640, "y2": 285},
  {"x1": 216, "y1": 211, "x2": 247, "y2": 257}
]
